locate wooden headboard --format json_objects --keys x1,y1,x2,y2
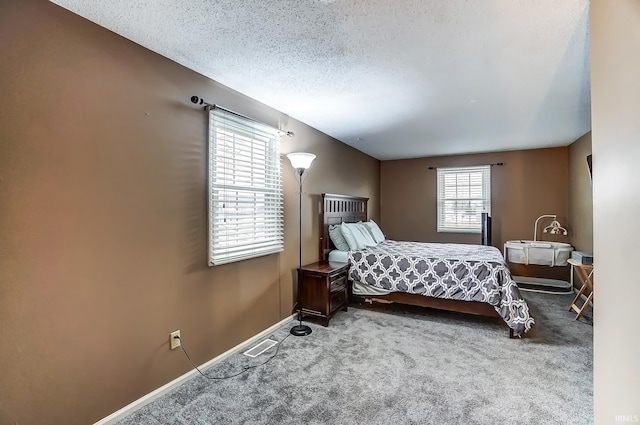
[{"x1": 319, "y1": 193, "x2": 369, "y2": 260}]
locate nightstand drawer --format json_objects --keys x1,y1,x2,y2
[
  {"x1": 330, "y1": 274, "x2": 347, "y2": 292},
  {"x1": 329, "y1": 288, "x2": 347, "y2": 313}
]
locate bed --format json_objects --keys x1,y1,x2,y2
[{"x1": 320, "y1": 193, "x2": 534, "y2": 337}]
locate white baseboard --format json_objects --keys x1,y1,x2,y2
[{"x1": 94, "y1": 314, "x2": 295, "y2": 425}]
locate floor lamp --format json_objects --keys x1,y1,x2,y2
[{"x1": 287, "y1": 152, "x2": 316, "y2": 337}]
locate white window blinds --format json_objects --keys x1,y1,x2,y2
[
  {"x1": 208, "y1": 107, "x2": 283, "y2": 266},
  {"x1": 437, "y1": 165, "x2": 491, "y2": 233}
]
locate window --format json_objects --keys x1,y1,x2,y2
[
  {"x1": 208, "y1": 107, "x2": 283, "y2": 266},
  {"x1": 437, "y1": 165, "x2": 491, "y2": 233}
]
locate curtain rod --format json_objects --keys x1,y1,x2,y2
[
  {"x1": 427, "y1": 162, "x2": 504, "y2": 170},
  {"x1": 190, "y1": 96, "x2": 294, "y2": 137}
]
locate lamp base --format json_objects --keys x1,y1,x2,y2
[{"x1": 290, "y1": 324, "x2": 312, "y2": 336}]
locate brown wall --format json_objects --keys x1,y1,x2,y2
[
  {"x1": 0, "y1": 1, "x2": 379, "y2": 424},
  {"x1": 568, "y1": 132, "x2": 593, "y2": 254},
  {"x1": 380, "y1": 147, "x2": 570, "y2": 280},
  {"x1": 591, "y1": 1, "x2": 640, "y2": 422}
]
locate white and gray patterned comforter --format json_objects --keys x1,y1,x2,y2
[{"x1": 347, "y1": 240, "x2": 534, "y2": 335}]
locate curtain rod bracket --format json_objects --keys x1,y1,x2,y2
[{"x1": 190, "y1": 95, "x2": 214, "y2": 109}]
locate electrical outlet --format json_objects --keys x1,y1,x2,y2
[{"x1": 170, "y1": 330, "x2": 181, "y2": 350}]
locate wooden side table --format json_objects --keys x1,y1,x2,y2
[
  {"x1": 568, "y1": 259, "x2": 594, "y2": 320},
  {"x1": 298, "y1": 260, "x2": 349, "y2": 326}
]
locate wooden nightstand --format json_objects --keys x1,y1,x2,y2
[{"x1": 298, "y1": 260, "x2": 349, "y2": 326}]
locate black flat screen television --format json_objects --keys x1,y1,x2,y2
[{"x1": 586, "y1": 154, "x2": 593, "y2": 181}]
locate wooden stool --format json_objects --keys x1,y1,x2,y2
[{"x1": 568, "y1": 259, "x2": 594, "y2": 320}]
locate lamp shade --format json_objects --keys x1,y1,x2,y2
[{"x1": 287, "y1": 152, "x2": 316, "y2": 170}]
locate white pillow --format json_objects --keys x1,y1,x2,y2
[
  {"x1": 328, "y1": 224, "x2": 350, "y2": 251},
  {"x1": 363, "y1": 219, "x2": 385, "y2": 243},
  {"x1": 341, "y1": 222, "x2": 378, "y2": 250}
]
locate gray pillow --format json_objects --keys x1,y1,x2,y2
[
  {"x1": 363, "y1": 219, "x2": 385, "y2": 243},
  {"x1": 328, "y1": 224, "x2": 350, "y2": 251}
]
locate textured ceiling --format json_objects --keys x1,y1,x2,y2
[{"x1": 50, "y1": 0, "x2": 591, "y2": 160}]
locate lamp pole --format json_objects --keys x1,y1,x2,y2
[{"x1": 298, "y1": 168, "x2": 303, "y2": 274}]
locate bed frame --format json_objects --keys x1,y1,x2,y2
[{"x1": 320, "y1": 193, "x2": 517, "y2": 338}]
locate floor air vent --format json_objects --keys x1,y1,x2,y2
[{"x1": 243, "y1": 339, "x2": 278, "y2": 358}]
